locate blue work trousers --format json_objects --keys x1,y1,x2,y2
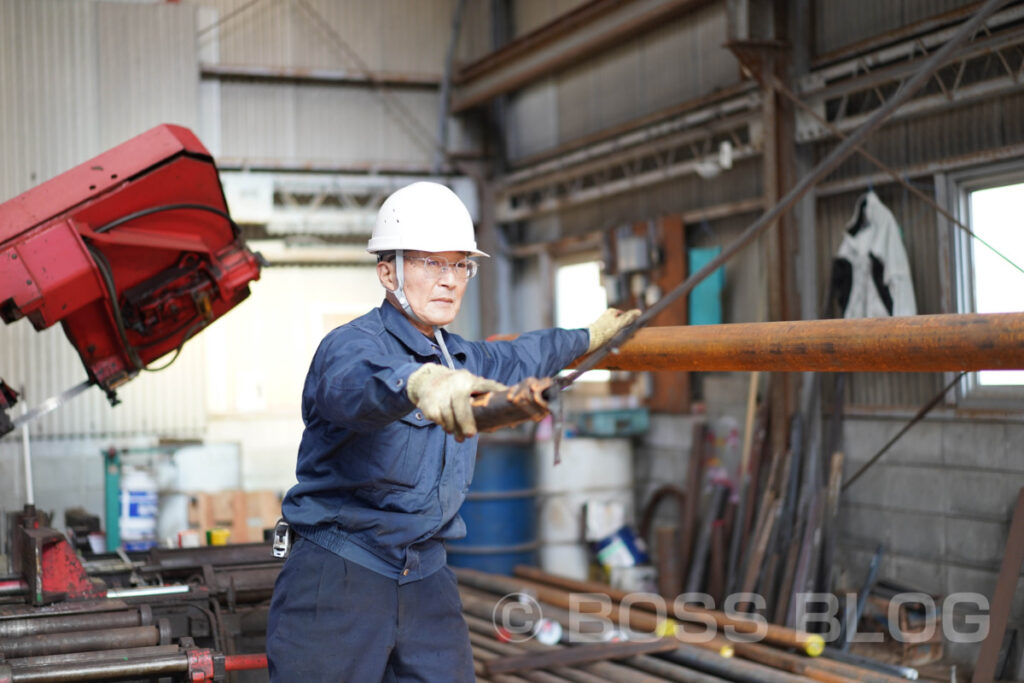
[{"x1": 266, "y1": 537, "x2": 475, "y2": 682}]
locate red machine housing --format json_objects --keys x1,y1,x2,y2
[{"x1": 0, "y1": 124, "x2": 262, "y2": 402}]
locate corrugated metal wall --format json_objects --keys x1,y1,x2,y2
[
  {"x1": 505, "y1": 2, "x2": 740, "y2": 162},
  {"x1": 190, "y1": 0, "x2": 456, "y2": 74},
  {"x1": 0, "y1": 321, "x2": 206, "y2": 439},
  {"x1": 0, "y1": 1, "x2": 198, "y2": 199},
  {"x1": 0, "y1": 0, "x2": 204, "y2": 438},
  {"x1": 188, "y1": 0, "x2": 472, "y2": 167},
  {"x1": 217, "y1": 82, "x2": 443, "y2": 167},
  {"x1": 811, "y1": 0, "x2": 978, "y2": 60},
  {"x1": 512, "y1": 0, "x2": 590, "y2": 37},
  {"x1": 815, "y1": 92, "x2": 1024, "y2": 186}
]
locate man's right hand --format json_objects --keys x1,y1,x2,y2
[{"x1": 407, "y1": 364, "x2": 507, "y2": 441}]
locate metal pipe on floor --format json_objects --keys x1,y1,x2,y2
[
  {"x1": 455, "y1": 569, "x2": 733, "y2": 657},
  {"x1": 461, "y1": 588, "x2": 803, "y2": 683},
  {"x1": 511, "y1": 566, "x2": 823, "y2": 656},
  {"x1": 462, "y1": 597, "x2": 669, "y2": 683},
  {"x1": 577, "y1": 312, "x2": 1024, "y2": 373},
  {"x1": 620, "y1": 654, "x2": 732, "y2": 683}
]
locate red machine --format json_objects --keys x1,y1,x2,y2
[{"x1": 0, "y1": 124, "x2": 262, "y2": 431}]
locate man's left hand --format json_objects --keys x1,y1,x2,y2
[{"x1": 586, "y1": 307, "x2": 641, "y2": 353}]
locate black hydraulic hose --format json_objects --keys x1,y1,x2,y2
[{"x1": 93, "y1": 202, "x2": 237, "y2": 235}]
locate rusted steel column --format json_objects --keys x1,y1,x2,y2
[{"x1": 578, "y1": 312, "x2": 1024, "y2": 372}]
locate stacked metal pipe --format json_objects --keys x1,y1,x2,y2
[{"x1": 456, "y1": 567, "x2": 916, "y2": 682}]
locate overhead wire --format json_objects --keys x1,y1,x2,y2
[{"x1": 197, "y1": 0, "x2": 267, "y2": 40}]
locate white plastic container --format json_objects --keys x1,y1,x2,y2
[
  {"x1": 120, "y1": 466, "x2": 158, "y2": 551},
  {"x1": 534, "y1": 438, "x2": 634, "y2": 580}
]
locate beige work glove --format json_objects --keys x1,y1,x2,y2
[
  {"x1": 587, "y1": 307, "x2": 641, "y2": 353},
  {"x1": 407, "y1": 364, "x2": 507, "y2": 441}
]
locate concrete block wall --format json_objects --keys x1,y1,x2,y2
[
  {"x1": 836, "y1": 415, "x2": 1024, "y2": 668},
  {"x1": 634, "y1": 375, "x2": 753, "y2": 550}
]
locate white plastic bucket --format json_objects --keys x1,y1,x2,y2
[
  {"x1": 120, "y1": 466, "x2": 158, "y2": 551},
  {"x1": 534, "y1": 438, "x2": 633, "y2": 580}
]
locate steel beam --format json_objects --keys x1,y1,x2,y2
[
  {"x1": 452, "y1": 0, "x2": 714, "y2": 112},
  {"x1": 578, "y1": 312, "x2": 1024, "y2": 372},
  {"x1": 199, "y1": 63, "x2": 440, "y2": 88}
]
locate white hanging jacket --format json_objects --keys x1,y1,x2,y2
[{"x1": 833, "y1": 191, "x2": 918, "y2": 318}]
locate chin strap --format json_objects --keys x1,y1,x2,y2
[{"x1": 395, "y1": 250, "x2": 456, "y2": 370}]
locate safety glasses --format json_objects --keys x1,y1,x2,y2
[{"x1": 405, "y1": 255, "x2": 479, "y2": 280}]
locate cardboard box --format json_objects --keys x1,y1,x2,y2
[{"x1": 187, "y1": 490, "x2": 281, "y2": 544}]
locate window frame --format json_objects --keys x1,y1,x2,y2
[{"x1": 941, "y1": 161, "x2": 1024, "y2": 409}]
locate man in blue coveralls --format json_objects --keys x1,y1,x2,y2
[{"x1": 265, "y1": 181, "x2": 638, "y2": 681}]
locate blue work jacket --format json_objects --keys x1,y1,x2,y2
[{"x1": 282, "y1": 301, "x2": 589, "y2": 584}]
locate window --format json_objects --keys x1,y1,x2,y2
[
  {"x1": 555, "y1": 260, "x2": 610, "y2": 382},
  {"x1": 949, "y1": 166, "x2": 1024, "y2": 401},
  {"x1": 966, "y1": 182, "x2": 1024, "y2": 386}
]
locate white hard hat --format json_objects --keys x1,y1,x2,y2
[{"x1": 367, "y1": 181, "x2": 488, "y2": 257}]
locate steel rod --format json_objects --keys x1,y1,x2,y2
[
  {"x1": 574, "y1": 313, "x2": 1024, "y2": 373},
  {"x1": 460, "y1": 593, "x2": 669, "y2": 683},
  {"x1": 455, "y1": 569, "x2": 734, "y2": 657},
  {"x1": 484, "y1": 639, "x2": 681, "y2": 676},
  {"x1": 511, "y1": 565, "x2": 824, "y2": 656}
]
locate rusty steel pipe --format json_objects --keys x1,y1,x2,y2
[
  {"x1": 512, "y1": 565, "x2": 823, "y2": 657},
  {"x1": 573, "y1": 312, "x2": 1024, "y2": 373}
]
